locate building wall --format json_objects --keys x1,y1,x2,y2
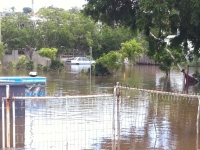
[{"x1": 2, "y1": 50, "x2": 51, "y2": 66}]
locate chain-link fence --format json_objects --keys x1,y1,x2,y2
[{"x1": 1, "y1": 84, "x2": 200, "y2": 150}]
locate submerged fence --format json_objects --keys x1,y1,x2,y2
[{"x1": 1, "y1": 83, "x2": 200, "y2": 149}]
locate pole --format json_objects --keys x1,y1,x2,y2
[
  {"x1": 12, "y1": 98, "x2": 15, "y2": 148},
  {"x1": 6, "y1": 85, "x2": 10, "y2": 148},
  {"x1": 90, "y1": 47, "x2": 92, "y2": 94},
  {"x1": 112, "y1": 85, "x2": 116, "y2": 150},
  {"x1": 2, "y1": 97, "x2": 5, "y2": 148},
  {"x1": 196, "y1": 97, "x2": 200, "y2": 150}
]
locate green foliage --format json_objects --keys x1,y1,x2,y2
[
  {"x1": 91, "y1": 63, "x2": 111, "y2": 76},
  {"x1": 25, "y1": 60, "x2": 34, "y2": 70},
  {"x1": 1, "y1": 12, "x2": 39, "y2": 60},
  {"x1": 37, "y1": 64, "x2": 43, "y2": 70},
  {"x1": 0, "y1": 42, "x2": 5, "y2": 61},
  {"x1": 97, "y1": 51, "x2": 122, "y2": 74},
  {"x1": 7, "y1": 61, "x2": 16, "y2": 68},
  {"x1": 43, "y1": 66, "x2": 49, "y2": 71},
  {"x1": 120, "y1": 39, "x2": 144, "y2": 64},
  {"x1": 83, "y1": 0, "x2": 200, "y2": 74},
  {"x1": 91, "y1": 25, "x2": 136, "y2": 59},
  {"x1": 16, "y1": 55, "x2": 26, "y2": 69},
  {"x1": 192, "y1": 70, "x2": 200, "y2": 80},
  {"x1": 38, "y1": 48, "x2": 57, "y2": 60},
  {"x1": 19, "y1": 55, "x2": 26, "y2": 61},
  {"x1": 49, "y1": 60, "x2": 64, "y2": 72},
  {"x1": 15, "y1": 55, "x2": 34, "y2": 70},
  {"x1": 2, "y1": 8, "x2": 137, "y2": 62}
]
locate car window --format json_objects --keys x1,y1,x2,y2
[
  {"x1": 83, "y1": 57, "x2": 88, "y2": 61},
  {"x1": 72, "y1": 57, "x2": 78, "y2": 60},
  {"x1": 79, "y1": 57, "x2": 84, "y2": 61}
]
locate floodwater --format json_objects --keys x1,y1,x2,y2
[{"x1": 0, "y1": 64, "x2": 200, "y2": 150}]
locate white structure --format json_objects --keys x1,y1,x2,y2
[{"x1": 32, "y1": 0, "x2": 35, "y2": 13}]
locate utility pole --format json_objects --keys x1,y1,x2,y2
[{"x1": 32, "y1": 0, "x2": 34, "y2": 14}]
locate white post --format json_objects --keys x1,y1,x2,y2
[
  {"x1": 116, "y1": 82, "x2": 121, "y2": 150},
  {"x1": 12, "y1": 98, "x2": 15, "y2": 148},
  {"x1": 2, "y1": 97, "x2": 5, "y2": 148},
  {"x1": 112, "y1": 85, "x2": 116, "y2": 150},
  {"x1": 196, "y1": 97, "x2": 200, "y2": 150}
]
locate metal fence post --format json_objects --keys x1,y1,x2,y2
[
  {"x1": 196, "y1": 97, "x2": 200, "y2": 150},
  {"x1": 113, "y1": 82, "x2": 121, "y2": 150},
  {"x1": 12, "y1": 98, "x2": 15, "y2": 148},
  {"x1": 116, "y1": 82, "x2": 121, "y2": 150},
  {"x1": 6, "y1": 85, "x2": 10, "y2": 148},
  {"x1": 112, "y1": 84, "x2": 116, "y2": 150},
  {"x1": 2, "y1": 97, "x2": 5, "y2": 148}
]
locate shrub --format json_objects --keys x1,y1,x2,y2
[
  {"x1": 25, "y1": 60, "x2": 34, "y2": 70},
  {"x1": 37, "y1": 64, "x2": 43, "y2": 70},
  {"x1": 16, "y1": 55, "x2": 26, "y2": 69},
  {"x1": 87, "y1": 63, "x2": 111, "y2": 76},
  {"x1": 43, "y1": 66, "x2": 49, "y2": 71},
  {"x1": 7, "y1": 61, "x2": 16, "y2": 68},
  {"x1": 49, "y1": 60, "x2": 64, "y2": 72}
]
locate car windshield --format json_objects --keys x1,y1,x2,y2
[
  {"x1": 72, "y1": 57, "x2": 90, "y2": 61},
  {"x1": 71, "y1": 57, "x2": 79, "y2": 60}
]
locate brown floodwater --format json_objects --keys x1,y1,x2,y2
[{"x1": 0, "y1": 64, "x2": 200, "y2": 150}]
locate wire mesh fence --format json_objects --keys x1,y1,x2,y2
[
  {"x1": 0, "y1": 84, "x2": 200, "y2": 149},
  {"x1": 2, "y1": 95, "x2": 113, "y2": 150}
]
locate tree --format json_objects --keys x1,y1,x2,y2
[
  {"x1": 0, "y1": 42, "x2": 5, "y2": 62},
  {"x1": 83, "y1": 0, "x2": 200, "y2": 74},
  {"x1": 38, "y1": 48, "x2": 57, "y2": 60},
  {"x1": 36, "y1": 7, "x2": 137, "y2": 59},
  {"x1": 89, "y1": 24, "x2": 137, "y2": 59},
  {"x1": 120, "y1": 39, "x2": 144, "y2": 64},
  {"x1": 38, "y1": 47, "x2": 64, "y2": 72},
  {"x1": 23, "y1": 7, "x2": 32, "y2": 14},
  {"x1": 97, "y1": 51, "x2": 122, "y2": 74},
  {"x1": 1, "y1": 12, "x2": 39, "y2": 60},
  {"x1": 36, "y1": 7, "x2": 96, "y2": 55}
]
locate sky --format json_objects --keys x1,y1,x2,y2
[{"x1": 1, "y1": 0, "x2": 87, "y2": 12}]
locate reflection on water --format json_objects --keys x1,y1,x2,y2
[{"x1": 66, "y1": 64, "x2": 91, "y2": 73}]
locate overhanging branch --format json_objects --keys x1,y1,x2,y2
[{"x1": 149, "y1": 32, "x2": 182, "y2": 71}]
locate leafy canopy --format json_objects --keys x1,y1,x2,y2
[
  {"x1": 97, "y1": 51, "x2": 122, "y2": 73},
  {"x1": 83, "y1": 0, "x2": 200, "y2": 71},
  {"x1": 120, "y1": 39, "x2": 144, "y2": 63},
  {"x1": 38, "y1": 48, "x2": 57, "y2": 60},
  {"x1": 0, "y1": 42, "x2": 5, "y2": 61}
]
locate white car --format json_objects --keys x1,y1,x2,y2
[{"x1": 66, "y1": 57, "x2": 95, "y2": 65}]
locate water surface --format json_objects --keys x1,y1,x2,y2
[{"x1": 0, "y1": 65, "x2": 200, "y2": 150}]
